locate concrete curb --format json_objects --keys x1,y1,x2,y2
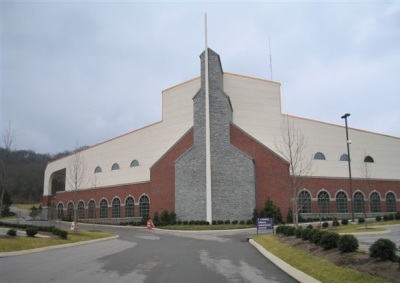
[
  {"x1": 0, "y1": 235, "x2": 119, "y2": 258},
  {"x1": 249, "y1": 239, "x2": 321, "y2": 283}
]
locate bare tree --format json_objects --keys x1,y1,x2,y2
[
  {"x1": 90, "y1": 174, "x2": 100, "y2": 230},
  {"x1": 67, "y1": 145, "x2": 87, "y2": 233},
  {"x1": 360, "y1": 160, "x2": 372, "y2": 229},
  {"x1": 0, "y1": 122, "x2": 16, "y2": 219},
  {"x1": 275, "y1": 116, "x2": 314, "y2": 227}
]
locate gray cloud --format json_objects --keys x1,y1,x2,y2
[{"x1": 2, "y1": 1, "x2": 400, "y2": 154}]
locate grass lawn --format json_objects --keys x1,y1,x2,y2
[
  {"x1": 325, "y1": 220, "x2": 400, "y2": 234},
  {"x1": 253, "y1": 234, "x2": 386, "y2": 283},
  {"x1": 0, "y1": 230, "x2": 115, "y2": 253},
  {"x1": 13, "y1": 204, "x2": 41, "y2": 210},
  {"x1": 159, "y1": 224, "x2": 255, "y2": 230}
]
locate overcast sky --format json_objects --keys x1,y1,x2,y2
[{"x1": 2, "y1": 0, "x2": 400, "y2": 154}]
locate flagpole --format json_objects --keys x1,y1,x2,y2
[{"x1": 204, "y1": 13, "x2": 212, "y2": 224}]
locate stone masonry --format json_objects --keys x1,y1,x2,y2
[{"x1": 175, "y1": 49, "x2": 255, "y2": 221}]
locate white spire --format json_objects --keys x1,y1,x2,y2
[{"x1": 204, "y1": 13, "x2": 212, "y2": 224}]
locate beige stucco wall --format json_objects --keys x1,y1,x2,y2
[
  {"x1": 43, "y1": 78, "x2": 199, "y2": 196},
  {"x1": 43, "y1": 72, "x2": 400, "y2": 197}
]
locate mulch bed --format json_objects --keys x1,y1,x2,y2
[{"x1": 278, "y1": 235, "x2": 399, "y2": 283}]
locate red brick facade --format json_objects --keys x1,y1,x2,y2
[
  {"x1": 50, "y1": 128, "x2": 194, "y2": 220},
  {"x1": 46, "y1": 123, "x2": 399, "y2": 221},
  {"x1": 230, "y1": 123, "x2": 292, "y2": 214},
  {"x1": 230, "y1": 123, "x2": 399, "y2": 216}
]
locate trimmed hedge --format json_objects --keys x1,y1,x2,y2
[
  {"x1": 341, "y1": 219, "x2": 349, "y2": 225},
  {"x1": 311, "y1": 230, "x2": 329, "y2": 245},
  {"x1": 26, "y1": 226, "x2": 38, "y2": 237},
  {"x1": 7, "y1": 229, "x2": 17, "y2": 236},
  {"x1": 301, "y1": 228, "x2": 313, "y2": 240},
  {"x1": 320, "y1": 232, "x2": 340, "y2": 250},
  {"x1": 295, "y1": 227, "x2": 303, "y2": 238},
  {"x1": 338, "y1": 234, "x2": 359, "y2": 253},
  {"x1": 369, "y1": 238, "x2": 397, "y2": 261},
  {"x1": 0, "y1": 222, "x2": 68, "y2": 239}
]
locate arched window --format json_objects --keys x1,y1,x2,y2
[
  {"x1": 94, "y1": 166, "x2": 102, "y2": 173},
  {"x1": 100, "y1": 199, "x2": 108, "y2": 219},
  {"x1": 57, "y1": 203, "x2": 64, "y2": 220},
  {"x1": 112, "y1": 198, "x2": 121, "y2": 218},
  {"x1": 336, "y1": 191, "x2": 348, "y2": 213},
  {"x1": 298, "y1": 191, "x2": 311, "y2": 213},
  {"x1": 353, "y1": 192, "x2": 364, "y2": 213},
  {"x1": 130, "y1": 160, "x2": 139, "y2": 167},
  {"x1": 318, "y1": 191, "x2": 330, "y2": 213},
  {"x1": 67, "y1": 202, "x2": 74, "y2": 222},
  {"x1": 314, "y1": 152, "x2": 326, "y2": 160},
  {"x1": 111, "y1": 163, "x2": 120, "y2": 170},
  {"x1": 386, "y1": 192, "x2": 397, "y2": 213},
  {"x1": 88, "y1": 200, "x2": 96, "y2": 219},
  {"x1": 139, "y1": 195, "x2": 150, "y2": 217},
  {"x1": 77, "y1": 201, "x2": 85, "y2": 219},
  {"x1": 370, "y1": 192, "x2": 381, "y2": 213},
  {"x1": 125, "y1": 197, "x2": 135, "y2": 217},
  {"x1": 340, "y1": 154, "x2": 350, "y2": 161},
  {"x1": 364, "y1": 156, "x2": 374, "y2": 163}
]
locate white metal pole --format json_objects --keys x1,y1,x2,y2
[{"x1": 204, "y1": 13, "x2": 212, "y2": 224}]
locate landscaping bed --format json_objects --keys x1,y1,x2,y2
[{"x1": 278, "y1": 234, "x2": 399, "y2": 283}]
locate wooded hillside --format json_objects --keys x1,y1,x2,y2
[{"x1": 0, "y1": 148, "x2": 72, "y2": 203}]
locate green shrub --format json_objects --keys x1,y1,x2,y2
[
  {"x1": 26, "y1": 226, "x2": 38, "y2": 237},
  {"x1": 224, "y1": 220, "x2": 231, "y2": 225},
  {"x1": 369, "y1": 238, "x2": 397, "y2": 261},
  {"x1": 239, "y1": 220, "x2": 245, "y2": 225},
  {"x1": 284, "y1": 226, "x2": 296, "y2": 236},
  {"x1": 395, "y1": 212, "x2": 400, "y2": 220},
  {"x1": 232, "y1": 220, "x2": 238, "y2": 225},
  {"x1": 311, "y1": 230, "x2": 329, "y2": 245},
  {"x1": 337, "y1": 234, "x2": 359, "y2": 253},
  {"x1": 59, "y1": 230, "x2": 68, "y2": 239},
  {"x1": 169, "y1": 211, "x2": 177, "y2": 225},
  {"x1": 217, "y1": 220, "x2": 224, "y2": 225},
  {"x1": 358, "y1": 217, "x2": 365, "y2": 223},
  {"x1": 322, "y1": 222, "x2": 329, "y2": 228},
  {"x1": 295, "y1": 227, "x2": 303, "y2": 238},
  {"x1": 183, "y1": 221, "x2": 188, "y2": 225},
  {"x1": 308, "y1": 229, "x2": 319, "y2": 243},
  {"x1": 320, "y1": 232, "x2": 340, "y2": 250},
  {"x1": 7, "y1": 229, "x2": 17, "y2": 236},
  {"x1": 388, "y1": 214, "x2": 394, "y2": 220},
  {"x1": 212, "y1": 220, "x2": 217, "y2": 225},
  {"x1": 341, "y1": 219, "x2": 349, "y2": 225},
  {"x1": 301, "y1": 228, "x2": 313, "y2": 240},
  {"x1": 276, "y1": 225, "x2": 285, "y2": 234},
  {"x1": 375, "y1": 216, "x2": 382, "y2": 222},
  {"x1": 306, "y1": 224, "x2": 313, "y2": 229},
  {"x1": 332, "y1": 219, "x2": 340, "y2": 227},
  {"x1": 189, "y1": 220, "x2": 195, "y2": 225},
  {"x1": 246, "y1": 220, "x2": 253, "y2": 225}
]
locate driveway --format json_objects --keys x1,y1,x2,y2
[{"x1": 0, "y1": 223, "x2": 297, "y2": 283}]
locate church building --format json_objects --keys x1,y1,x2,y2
[{"x1": 42, "y1": 49, "x2": 400, "y2": 222}]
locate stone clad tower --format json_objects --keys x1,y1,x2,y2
[{"x1": 175, "y1": 49, "x2": 255, "y2": 221}]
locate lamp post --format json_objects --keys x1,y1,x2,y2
[{"x1": 341, "y1": 113, "x2": 354, "y2": 222}]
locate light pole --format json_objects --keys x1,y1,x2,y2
[{"x1": 341, "y1": 113, "x2": 354, "y2": 222}]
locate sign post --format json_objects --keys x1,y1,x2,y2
[{"x1": 257, "y1": 218, "x2": 274, "y2": 235}]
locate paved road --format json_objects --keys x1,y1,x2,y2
[
  {"x1": 355, "y1": 225, "x2": 400, "y2": 251},
  {"x1": 0, "y1": 223, "x2": 297, "y2": 283}
]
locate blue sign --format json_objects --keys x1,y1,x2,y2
[{"x1": 257, "y1": 218, "x2": 274, "y2": 235}]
